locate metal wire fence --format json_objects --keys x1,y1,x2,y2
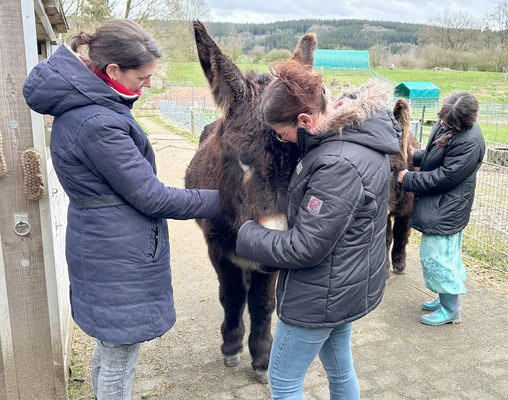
[
  {"x1": 413, "y1": 125, "x2": 508, "y2": 269},
  {"x1": 155, "y1": 81, "x2": 507, "y2": 269},
  {"x1": 159, "y1": 99, "x2": 216, "y2": 135}
]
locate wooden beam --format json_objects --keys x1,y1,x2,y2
[
  {"x1": 0, "y1": 0, "x2": 68, "y2": 398},
  {"x1": 33, "y1": 0, "x2": 58, "y2": 43}
]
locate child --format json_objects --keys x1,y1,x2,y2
[{"x1": 398, "y1": 91, "x2": 485, "y2": 326}]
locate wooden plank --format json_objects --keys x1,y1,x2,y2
[
  {"x1": 0, "y1": 341, "x2": 5, "y2": 400},
  {"x1": 0, "y1": 235, "x2": 15, "y2": 400},
  {"x1": 0, "y1": 1, "x2": 64, "y2": 398},
  {"x1": 33, "y1": 0, "x2": 58, "y2": 43}
]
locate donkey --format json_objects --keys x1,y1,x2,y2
[
  {"x1": 185, "y1": 21, "x2": 416, "y2": 381},
  {"x1": 185, "y1": 21, "x2": 313, "y2": 382},
  {"x1": 386, "y1": 99, "x2": 420, "y2": 274}
]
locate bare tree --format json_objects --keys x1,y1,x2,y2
[
  {"x1": 490, "y1": 0, "x2": 508, "y2": 46},
  {"x1": 421, "y1": 11, "x2": 480, "y2": 51},
  {"x1": 124, "y1": 0, "x2": 170, "y2": 21},
  {"x1": 61, "y1": 0, "x2": 115, "y2": 29},
  {"x1": 168, "y1": 0, "x2": 209, "y2": 21}
]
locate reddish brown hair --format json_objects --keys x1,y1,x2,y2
[{"x1": 261, "y1": 59, "x2": 327, "y2": 125}]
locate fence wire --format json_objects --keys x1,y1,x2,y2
[
  {"x1": 156, "y1": 82, "x2": 507, "y2": 269},
  {"x1": 160, "y1": 99, "x2": 216, "y2": 136}
]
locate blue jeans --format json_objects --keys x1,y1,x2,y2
[
  {"x1": 92, "y1": 340, "x2": 141, "y2": 400},
  {"x1": 269, "y1": 319, "x2": 359, "y2": 400}
]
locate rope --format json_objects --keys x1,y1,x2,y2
[{"x1": 21, "y1": 149, "x2": 44, "y2": 200}]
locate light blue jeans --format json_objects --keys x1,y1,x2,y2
[
  {"x1": 269, "y1": 319, "x2": 359, "y2": 400},
  {"x1": 92, "y1": 340, "x2": 141, "y2": 400}
]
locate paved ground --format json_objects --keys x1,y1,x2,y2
[{"x1": 86, "y1": 117, "x2": 508, "y2": 399}]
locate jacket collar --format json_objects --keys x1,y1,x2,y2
[
  {"x1": 54, "y1": 45, "x2": 137, "y2": 113},
  {"x1": 297, "y1": 127, "x2": 336, "y2": 157}
]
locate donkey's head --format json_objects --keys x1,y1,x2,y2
[{"x1": 192, "y1": 21, "x2": 317, "y2": 229}]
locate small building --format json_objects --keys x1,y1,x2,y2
[
  {"x1": 313, "y1": 49, "x2": 370, "y2": 70},
  {"x1": 394, "y1": 81, "x2": 440, "y2": 111}
]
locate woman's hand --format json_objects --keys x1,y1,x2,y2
[
  {"x1": 408, "y1": 145, "x2": 415, "y2": 158},
  {"x1": 398, "y1": 169, "x2": 409, "y2": 183}
]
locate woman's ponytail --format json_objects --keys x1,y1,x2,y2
[{"x1": 70, "y1": 30, "x2": 93, "y2": 52}]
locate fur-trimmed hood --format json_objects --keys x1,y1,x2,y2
[{"x1": 301, "y1": 80, "x2": 401, "y2": 157}]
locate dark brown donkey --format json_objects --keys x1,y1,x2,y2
[
  {"x1": 386, "y1": 99, "x2": 420, "y2": 274},
  {"x1": 185, "y1": 21, "x2": 417, "y2": 381},
  {"x1": 185, "y1": 21, "x2": 313, "y2": 382}
]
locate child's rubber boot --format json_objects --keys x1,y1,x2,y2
[{"x1": 421, "y1": 294, "x2": 461, "y2": 326}]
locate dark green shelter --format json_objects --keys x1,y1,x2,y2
[{"x1": 394, "y1": 81, "x2": 440, "y2": 100}]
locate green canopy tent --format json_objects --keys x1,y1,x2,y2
[
  {"x1": 313, "y1": 49, "x2": 370, "y2": 70},
  {"x1": 394, "y1": 81, "x2": 440, "y2": 100},
  {"x1": 394, "y1": 81, "x2": 440, "y2": 114}
]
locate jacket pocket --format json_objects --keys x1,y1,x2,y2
[{"x1": 148, "y1": 221, "x2": 160, "y2": 262}]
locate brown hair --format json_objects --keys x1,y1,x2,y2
[
  {"x1": 436, "y1": 91, "x2": 479, "y2": 147},
  {"x1": 70, "y1": 19, "x2": 162, "y2": 73},
  {"x1": 261, "y1": 59, "x2": 328, "y2": 125}
]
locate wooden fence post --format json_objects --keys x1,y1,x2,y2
[{"x1": 0, "y1": 1, "x2": 70, "y2": 399}]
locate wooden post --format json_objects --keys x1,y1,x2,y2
[{"x1": 0, "y1": 1, "x2": 69, "y2": 399}]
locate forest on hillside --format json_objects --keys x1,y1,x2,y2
[{"x1": 61, "y1": 0, "x2": 508, "y2": 72}]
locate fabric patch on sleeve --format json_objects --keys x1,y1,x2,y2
[{"x1": 307, "y1": 196, "x2": 323, "y2": 214}]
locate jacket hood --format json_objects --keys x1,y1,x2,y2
[
  {"x1": 305, "y1": 80, "x2": 401, "y2": 156},
  {"x1": 23, "y1": 45, "x2": 136, "y2": 116}
]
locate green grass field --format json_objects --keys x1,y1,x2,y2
[
  {"x1": 163, "y1": 61, "x2": 508, "y2": 143},
  {"x1": 165, "y1": 61, "x2": 507, "y2": 103},
  {"x1": 374, "y1": 68, "x2": 508, "y2": 103}
]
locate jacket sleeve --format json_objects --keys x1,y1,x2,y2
[
  {"x1": 76, "y1": 114, "x2": 222, "y2": 219},
  {"x1": 235, "y1": 156, "x2": 364, "y2": 269},
  {"x1": 402, "y1": 138, "x2": 482, "y2": 194},
  {"x1": 412, "y1": 149, "x2": 424, "y2": 167}
]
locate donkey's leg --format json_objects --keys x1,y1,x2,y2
[
  {"x1": 386, "y1": 214, "x2": 394, "y2": 274},
  {"x1": 391, "y1": 215, "x2": 411, "y2": 274},
  {"x1": 211, "y1": 251, "x2": 248, "y2": 367},
  {"x1": 247, "y1": 270, "x2": 277, "y2": 382}
]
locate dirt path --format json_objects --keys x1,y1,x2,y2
[{"x1": 70, "y1": 117, "x2": 508, "y2": 400}]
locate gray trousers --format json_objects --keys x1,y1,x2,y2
[{"x1": 92, "y1": 339, "x2": 141, "y2": 400}]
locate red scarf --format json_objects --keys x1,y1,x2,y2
[{"x1": 80, "y1": 56, "x2": 141, "y2": 98}]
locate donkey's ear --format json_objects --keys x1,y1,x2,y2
[
  {"x1": 193, "y1": 20, "x2": 247, "y2": 111},
  {"x1": 292, "y1": 33, "x2": 317, "y2": 68}
]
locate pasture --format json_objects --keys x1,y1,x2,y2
[
  {"x1": 166, "y1": 61, "x2": 508, "y2": 103},
  {"x1": 161, "y1": 61, "x2": 508, "y2": 144}
]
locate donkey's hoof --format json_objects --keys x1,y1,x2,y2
[
  {"x1": 224, "y1": 354, "x2": 240, "y2": 367},
  {"x1": 393, "y1": 268, "x2": 406, "y2": 275},
  {"x1": 254, "y1": 369, "x2": 268, "y2": 384}
]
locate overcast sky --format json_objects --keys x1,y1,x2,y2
[{"x1": 207, "y1": 0, "x2": 496, "y2": 25}]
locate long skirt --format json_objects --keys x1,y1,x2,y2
[{"x1": 419, "y1": 231, "x2": 466, "y2": 295}]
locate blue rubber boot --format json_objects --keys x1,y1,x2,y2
[
  {"x1": 422, "y1": 297, "x2": 440, "y2": 311},
  {"x1": 421, "y1": 294, "x2": 461, "y2": 326},
  {"x1": 422, "y1": 296, "x2": 460, "y2": 311}
]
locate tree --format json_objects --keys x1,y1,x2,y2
[
  {"x1": 62, "y1": 0, "x2": 115, "y2": 28},
  {"x1": 421, "y1": 11, "x2": 480, "y2": 51},
  {"x1": 490, "y1": 0, "x2": 508, "y2": 46},
  {"x1": 248, "y1": 46, "x2": 265, "y2": 64}
]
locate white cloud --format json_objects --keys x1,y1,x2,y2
[{"x1": 207, "y1": 0, "x2": 493, "y2": 24}]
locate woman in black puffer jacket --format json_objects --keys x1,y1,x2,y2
[
  {"x1": 398, "y1": 91, "x2": 485, "y2": 326},
  {"x1": 236, "y1": 60, "x2": 401, "y2": 400}
]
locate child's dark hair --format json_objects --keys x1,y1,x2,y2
[
  {"x1": 70, "y1": 19, "x2": 162, "y2": 73},
  {"x1": 436, "y1": 91, "x2": 479, "y2": 147},
  {"x1": 260, "y1": 59, "x2": 328, "y2": 125}
]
